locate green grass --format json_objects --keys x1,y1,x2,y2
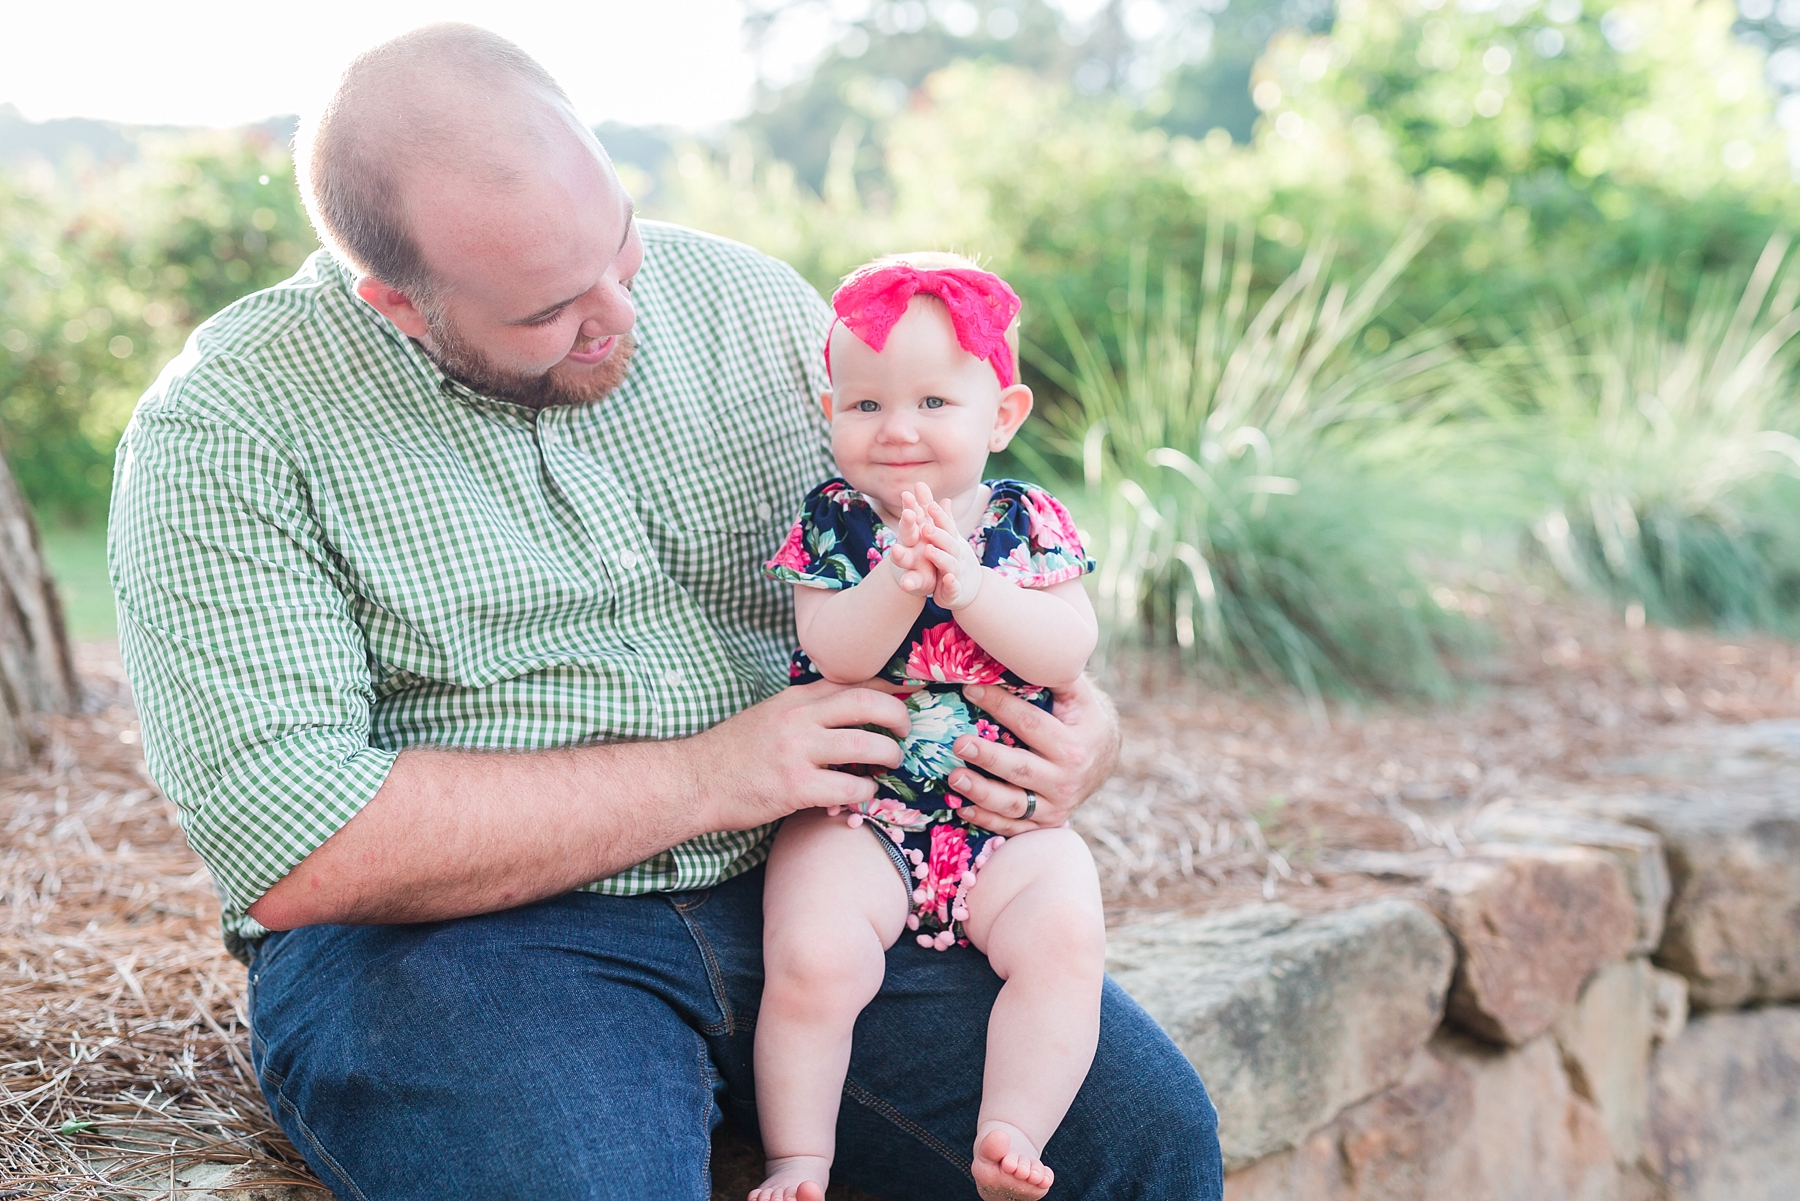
[
  {"x1": 1491, "y1": 238, "x2": 1800, "y2": 634},
  {"x1": 39, "y1": 522, "x2": 115, "y2": 641},
  {"x1": 1020, "y1": 225, "x2": 1480, "y2": 703}
]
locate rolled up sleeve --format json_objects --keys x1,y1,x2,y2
[{"x1": 109, "y1": 370, "x2": 395, "y2": 924}]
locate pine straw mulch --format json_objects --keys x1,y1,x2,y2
[
  {"x1": 0, "y1": 646, "x2": 321, "y2": 1197},
  {"x1": 7, "y1": 591, "x2": 1800, "y2": 1196},
  {"x1": 1084, "y1": 580, "x2": 1800, "y2": 924}
]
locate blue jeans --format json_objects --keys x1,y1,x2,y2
[{"x1": 246, "y1": 863, "x2": 1222, "y2": 1200}]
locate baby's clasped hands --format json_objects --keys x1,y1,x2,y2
[
  {"x1": 897, "y1": 483, "x2": 985, "y2": 611},
  {"x1": 885, "y1": 486, "x2": 939, "y2": 597}
]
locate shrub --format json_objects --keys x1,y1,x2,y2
[
  {"x1": 1023, "y1": 224, "x2": 1478, "y2": 704},
  {"x1": 1506, "y1": 238, "x2": 1800, "y2": 632},
  {"x1": 0, "y1": 130, "x2": 314, "y2": 523}
]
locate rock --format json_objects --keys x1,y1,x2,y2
[
  {"x1": 1651, "y1": 967, "x2": 1688, "y2": 1047},
  {"x1": 1109, "y1": 898, "x2": 1454, "y2": 1168},
  {"x1": 74, "y1": 1159, "x2": 327, "y2": 1200},
  {"x1": 1427, "y1": 847, "x2": 1637, "y2": 1046},
  {"x1": 1553, "y1": 958, "x2": 1657, "y2": 1165},
  {"x1": 1315, "y1": 848, "x2": 1452, "y2": 880},
  {"x1": 167, "y1": 1164, "x2": 324, "y2": 1200},
  {"x1": 1569, "y1": 791, "x2": 1800, "y2": 1010},
  {"x1": 1224, "y1": 1033, "x2": 1619, "y2": 1201},
  {"x1": 1467, "y1": 808, "x2": 1671, "y2": 954},
  {"x1": 1644, "y1": 1007, "x2": 1800, "y2": 1201}
]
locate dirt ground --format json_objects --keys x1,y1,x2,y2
[{"x1": 6, "y1": 585, "x2": 1799, "y2": 1195}]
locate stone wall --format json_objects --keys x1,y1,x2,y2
[{"x1": 1106, "y1": 719, "x2": 1800, "y2": 1200}]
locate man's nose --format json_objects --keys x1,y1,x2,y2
[{"x1": 580, "y1": 282, "x2": 635, "y2": 336}]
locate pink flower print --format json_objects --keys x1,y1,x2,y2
[
  {"x1": 768, "y1": 522, "x2": 811, "y2": 574},
  {"x1": 922, "y1": 824, "x2": 973, "y2": 924},
  {"x1": 867, "y1": 546, "x2": 885, "y2": 570},
  {"x1": 945, "y1": 793, "x2": 964, "y2": 809},
  {"x1": 999, "y1": 541, "x2": 1036, "y2": 580},
  {"x1": 974, "y1": 719, "x2": 1002, "y2": 742},
  {"x1": 904, "y1": 623, "x2": 1006, "y2": 686},
  {"x1": 866, "y1": 796, "x2": 930, "y2": 831},
  {"x1": 1023, "y1": 489, "x2": 1078, "y2": 551}
]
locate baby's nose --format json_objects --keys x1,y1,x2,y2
[{"x1": 879, "y1": 412, "x2": 920, "y2": 440}]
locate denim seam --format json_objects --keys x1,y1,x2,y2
[
  {"x1": 843, "y1": 1078, "x2": 974, "y2": 1179},
  {"x1": 695, "y1": 1029, "x2": 717, "y2": 1201},
  {"x1": 275, "y1": 1089, "x2": 374, "y2": 1201},
  {"x1": 666, "y1": 896, "x2": 737, "y2": 1037}
]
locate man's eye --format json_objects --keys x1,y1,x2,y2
[
  {"x1": 856, "y1": 400, "x2": 880, "y2": 412},
  {"x1": 923, "y1": 396, "x2": 946, "y2": 409}
]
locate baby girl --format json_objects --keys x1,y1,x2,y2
[{"x1": 753, "y1": 254, "x2": 1106, "y2": 1201}]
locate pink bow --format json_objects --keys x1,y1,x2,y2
[{"x1": 825, "y1": 264, "x2": 1022, "y2": 389}]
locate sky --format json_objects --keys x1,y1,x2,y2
[{"x1": 1, "y1": 0, "x2": 771, "y2": 131}]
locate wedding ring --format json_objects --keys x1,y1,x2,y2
[{"x1": 1021, "y1": 791, "x2": 1037, "y2": 821}]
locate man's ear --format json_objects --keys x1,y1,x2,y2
[
  {"x1": 819, "y1": 390, "x2": 835, "y2": 422},
  {"x1": 355, "y1": 276, "x2": 430, "y2": 341},
  {"x1": 989, "y1": 383, "x2": 1034, "y2": 452}
]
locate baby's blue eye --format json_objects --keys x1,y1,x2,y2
[
  {"x1": 856, "y1": 399, "x2": 880, "y2": 413},
  {"x1": 923, "y1": 396, "x2": 946, "y2": 409}
]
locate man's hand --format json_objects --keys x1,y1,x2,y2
[
  {"x1": 689, "y1": 681, "x2": 910, "y2": 829},
  {"x1": 947, "y1": 676, "x2": 1120, "y2": 836}
]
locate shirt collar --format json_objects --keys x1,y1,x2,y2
[{"x1": 315, "y1": 249, "x2": 543, "y2": 420}]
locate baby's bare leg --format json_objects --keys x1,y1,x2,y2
[
  {"x1": 751, "y1": 809, "x2": 910, "y2": 1201},
  {"x1": 960, "y1": 827, "x2": 1106, "y2": 1201}
]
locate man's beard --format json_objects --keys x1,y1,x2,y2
[{"x1": 424, "y1": 309, "x2": 636, "y2": 409}]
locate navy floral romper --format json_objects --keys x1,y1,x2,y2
[{"x1": 764, "y1": 477, "x2": 1094, "y2": 948}]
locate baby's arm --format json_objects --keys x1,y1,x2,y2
[
  {"x1": 917, "y1": 499, "x2": 1098, "y2": 689},
  {"x1": 942, "y1": 574, "x2": 1097, "y2": 690},
  {"x1": 794, "y1": 507, "x2": 936, "y2": 684}
]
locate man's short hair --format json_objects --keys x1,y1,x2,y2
[{"x1": 295, "y1": 23, "x2": 569, "y2": 303}]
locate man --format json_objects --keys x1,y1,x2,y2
[{"x1": 109, "y1": 23, "x2": 1222, "y2": 1201}]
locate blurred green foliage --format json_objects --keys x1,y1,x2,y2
[
  {"x1": 656, "y1": 0, "x2": 1800, "y2": 345},
  {"x1": 0, "y1": 131, "x2": 315, "y2": 522},
  {"x1": 8, "y1": 0, "x2": 1800, "y2": 684},
  {"x1": 1493, "y1": 238, "x2": 1800, "y2": 631}
]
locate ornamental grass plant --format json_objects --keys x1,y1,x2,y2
[
  {"x1": 1018, "y1": 223, "x2": 1481, "y2": 706},
  {"x1": 1502, "y1": 237, "x2": 1800, "y2": 634}
]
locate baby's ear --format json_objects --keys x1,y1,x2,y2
[{"x1": 989, "y1": 384, "x2": 1034, "y2": 451}]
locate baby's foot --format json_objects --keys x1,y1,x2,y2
[
  {"x1": 748, "y1": 1154, "x2": 830, "y2": 1201},
  {"x1": 972, "y1": 1123, "x2": 1053, "y2": 1201}
]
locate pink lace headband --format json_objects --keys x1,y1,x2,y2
[{"x1": 825, "y1": 263, "x2": 1023, "y2": 390}]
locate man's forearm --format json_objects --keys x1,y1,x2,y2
[
  {"x1": 247, "y1": 739, "x2": 716, "y2": 930},
  {"x1": 245, "y1": 681, "x2": 917, "y2": 931}
]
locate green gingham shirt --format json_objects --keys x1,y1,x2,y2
[{"x1": 109, "y1": 223, "x2": 836, "y2": 960}]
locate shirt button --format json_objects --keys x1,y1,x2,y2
[
  {"x1": 664, "y1": 669, "x2": 685, "y2": 688},
  {"x1": 617, "y1": 550, "x2": 640, "y2": 570},
  {"x1": 756, "y1": 500, "x2": 775, "y2": 522}
]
